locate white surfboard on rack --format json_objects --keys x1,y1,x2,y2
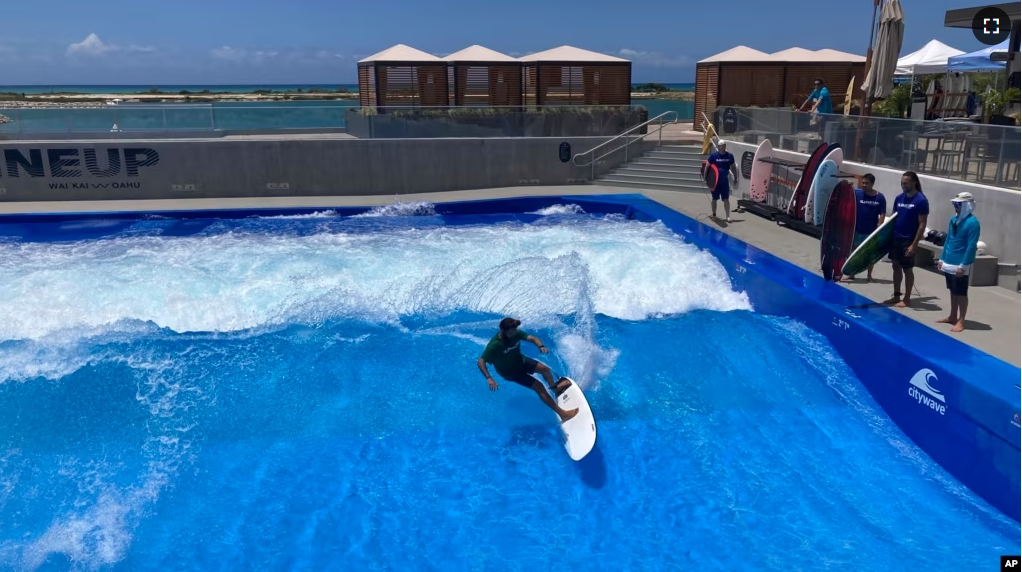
[{"x1": 555, "y1": 377, "x2": 597, "y2": 461}]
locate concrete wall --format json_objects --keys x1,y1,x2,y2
[
  {"x1": 725, "y1": 140, "x2": 1022, "y2": 266},
  {"x1": 0, "y1": 136, "x2": 640, "y2": 202}
]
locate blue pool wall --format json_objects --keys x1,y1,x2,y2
[{"x1": 1, "y1": 193, "x2": 1018, "y2": 522}]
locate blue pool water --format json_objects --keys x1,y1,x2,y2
[{"x1": 0, "y1": 204, "x2": 1015, "y2": 571}]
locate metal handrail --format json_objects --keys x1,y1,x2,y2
[{"x1": 572, "y1": 111, "x2": 678, "y2": 180}]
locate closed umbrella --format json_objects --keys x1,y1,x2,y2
[{"x1": 861, "y1": 0, "x2": 905, "y2": 99}]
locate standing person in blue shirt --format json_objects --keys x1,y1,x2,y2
[
  {"x1": 843, "y1": 173, "x2": 886, "y2": 282},
  {"x1": 703, "y1": 141, "x2": 739, "y2": 222},
  {"x1": 799, "y1": 78, "x2": 833, "y2": 115},
  {"x1": 937, "y1": 192, "x2": 981, "y2": 333},
  {"x1": 798, "y1": 78, "x2": 833, "y2": 139},
  {"x1": 884, "y1": 171, "x2": 929, "y2": 308}
]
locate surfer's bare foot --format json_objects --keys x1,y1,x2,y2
[
  {"x1": 883, "y1": 294, "x2": 901, "y2": 305},
  {"x1": 895, "y1": 298, "x2": 910, "y2": 308},
  {"x1": 559, "y1": 408, "x2": 579, "y2": 423},
  {"x1": 936, "y1": 316, "x2": 956, "y2": 324},
  {"x1": 951, "y1": 320, "x2": 965, "y2": 333}
]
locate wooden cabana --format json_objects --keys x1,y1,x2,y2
[
  {"x1": 357, "y1": 44, "x2": 449, "y2": 108},
  {"x1": 694, "y1": 45, "x2": 866, "y2": 131},
  {"x1": 518, "y1": 46, "x2": 631, "y2": 106},
  {"x1": 443, "y1": 45, "x2": 522, "y2": 106}
]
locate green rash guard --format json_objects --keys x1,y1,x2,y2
[{"x1": 480, "y1": 330, "x2": 530, "y2": 377}]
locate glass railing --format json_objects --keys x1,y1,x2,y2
[
  {"x1": 0, "y1": 100, "x2": 694, "y2": 136},
  {"x1": 718, "y1": 107, "x2": 1021, "y2": 190},
  {"x1": 346, "y1": 105, "x2": 651, "y2": 138},
  {"x1": 0, "y1": 103, "x2": 354, "y2": 134},
  {"x1": 0, "y1": 101, "x2": 691, "y2": 137}
]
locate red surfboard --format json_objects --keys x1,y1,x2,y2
[
  {"x1": 786, "y1": 143, "x2": 831, "y2": 219},
  {"x1": 702, "y1": 161, "x2": 719, "y2": 189},
  {"x1": 820, "y1": 180, "x2": 857, "y2": 281}
]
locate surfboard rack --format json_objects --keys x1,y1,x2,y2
[
  {"x1": 776, "y1": 213, "x2": 823, "y2": 239},
  {"x1": 737, "y1": 199, "x2": 786, "y2": 221}
]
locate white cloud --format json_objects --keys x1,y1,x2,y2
[
  {"x1": 66, "y1": 33, "x2": 154, "y2": 57},
  {"x1": 618, "y1": 48, "x2": 689, "y2": 67}
]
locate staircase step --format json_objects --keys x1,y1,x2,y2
[
  {"x1": 643, "y1": 151, "x2": 706, "y2": 162},
  {"x1": 609, "y1": 169, "x2": 705, "y2": 183},
  {"x1": 595, "y1": 178, "x2": 710, "y2": 192},
  {"x1": 628, "y1": 161, "x2": 704, "y2": 173}
]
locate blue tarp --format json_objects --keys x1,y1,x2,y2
[{"x1": 947, "y1": 39, "x2": 1009, "y2": 71}]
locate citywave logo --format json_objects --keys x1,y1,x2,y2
[{"x1": 908, "y1": 368, "x2": 946, "y2": 415}]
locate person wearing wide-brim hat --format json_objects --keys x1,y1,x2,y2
[{"x1": 936, "y1": 191, "x2": 981, "y2": 333}]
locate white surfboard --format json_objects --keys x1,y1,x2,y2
[
  {"x1": 806, "y1": 146, "x2": 843, "y2": 224},
  {"x1": 749, "y1": 139, "x2": 773, "y2": 203},
  {"x1": 555, "y1": 377, "x2": 597, "y2": 461}
]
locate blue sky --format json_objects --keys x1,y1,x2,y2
[{"x1": 0, "y1": 0, "x2": 996, "y2": 85}]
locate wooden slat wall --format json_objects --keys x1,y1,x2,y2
[
  {"x1": 719, "y1": 65, "x2": 785, "y2": 107},
  {"x1": 523, "y1": 65, "x2": 537, "y2": 106},
  {"x1": 358, "y1": 64, "x2": 375, "y2": 107},
  {"x1": 374, "y1": 64, "x2": 448, "y2": 107},
  {"x1": 783, "y1": 63, "x2": 865, "y2": 110},
  {"x1": 489, "y1": 65, "x2": 522, "y2": 106},
  {"x1": 694, "y1": 64, "x2": 719, "y2": 132},
  {"x1": 453, "y1": 64, "x2": 522, "y2": 106},
  {"x1": 536, "y1": 63, "x2": 630, "y2": 105},
  {"x1": 583, "y1": 64, "x2": 630, "y2": 105},
  {"x1": 447, "y1": 66, "x2": 456, "y2": 106},
  {"x1": 540, "y1": 65, "x2": 583, "y2": 105},
  {"x1": 416, "y1": 64, "x2": 448, "y2": 107}
]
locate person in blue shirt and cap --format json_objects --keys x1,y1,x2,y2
[
  {"x1": 936, "y1": 192, "x2": 981, "y2": 333},
  {"x1": 799, "y1": 78, "x2": 833, "y2": 115}
]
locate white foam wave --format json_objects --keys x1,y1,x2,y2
[
  {"x1": 0, "y1": 213, "x2": 749, "y2": 343},
  {"x1": 530, "y1": 204, "x2": 586, "y2": 216},
  {"x1": 261, "y1": 209, "x2": 340, "y2": 219},
  {"x1": 2, "y1": 350, "x2": 205, "y2": 571},
  {"x1": 352, "y1": 201, "x2": 437, "y2": 217}
]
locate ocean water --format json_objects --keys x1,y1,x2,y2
[{"x1": 0, "y1": 204, "x2": 1013, "y2": 571}]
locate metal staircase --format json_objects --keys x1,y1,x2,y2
[{"x1": 595, "y1": 144, "x2": 708, "y2": 191}]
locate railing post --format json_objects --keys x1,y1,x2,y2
[{"x1": 163, "y1": 108, "x2": 168, "y2": 132}]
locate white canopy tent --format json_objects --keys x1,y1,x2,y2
[{"x1": 894, "y1": 39, "x2": 964, "y2": 75}]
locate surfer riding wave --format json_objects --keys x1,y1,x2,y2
[{"x1": 477, "y1": 318, "x2": 579, "y2": 423}]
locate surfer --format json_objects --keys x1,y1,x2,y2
[
  {"x1": 885, "y1": 171, "x2": 929, "y2": 308},
  {"x1": 936, "y1": 192, "x2": 980, "y2": 333},
  {"x1": 477, "y1": 318, "x2": 579, "y2": 423},
  {"x1": 704, "y1": 141, "x2": 739, "y2": 222},
  {"x1": 844, "y1": 174, "x2": 886, "y2": 282}
]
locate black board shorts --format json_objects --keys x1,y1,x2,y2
[
  {"x1": 945, "y1": 273, "x2": 969, "y2": 296},
  {"x1": 501, "y1": 357, "x2": 540, "y2": 389},
  {"x1": 889, "y1": 239, "x2": 915, "y2": 268}
]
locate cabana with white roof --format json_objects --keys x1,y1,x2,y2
[
  {"x1": 517, "y1": 46, "x2": 632, "y2": 106},
  {"x1": 443, "y1": 45, "x2": 522, "y2": 107},
  {"x1": 694, "y1": 45, "x2": 865, "y2": 129},
  {"x1": 357, "y1": 44, "x2": 449, "y2": 108}
]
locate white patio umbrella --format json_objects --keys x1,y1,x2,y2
[{"x1": 861, "y1": 0, "x2": 905, "y2": 99}]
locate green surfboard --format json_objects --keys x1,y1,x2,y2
[{"x1": 841, "y1": 212, "x2": 898, "y2": 276}]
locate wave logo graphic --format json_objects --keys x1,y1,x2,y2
[{"x1": 908, "y1": 368, "x2": 947, "y2": 415}]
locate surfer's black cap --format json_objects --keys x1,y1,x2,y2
[{"x1": 499, "y1": 318, "x2": 521, "y2": 331}]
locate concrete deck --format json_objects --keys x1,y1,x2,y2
[{"x1": 1, "y1": 184, "x2": 1017, "y2": 366}]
